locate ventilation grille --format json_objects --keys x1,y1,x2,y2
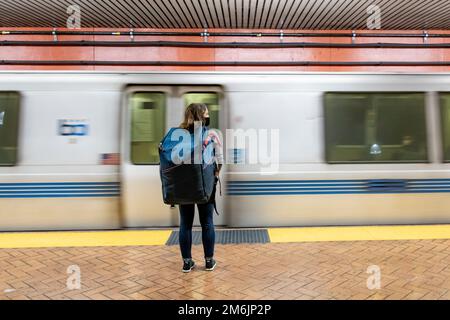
[{"x1": 367, "y1": 179, "x2": 407, "y2": 192}]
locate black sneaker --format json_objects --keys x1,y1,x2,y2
[
  {"x1": 205, "y1": 258, "x2": 216, "y2": 271},
  {"x1": 182, "y1": 259, "x2": 195, "y2": 273}
]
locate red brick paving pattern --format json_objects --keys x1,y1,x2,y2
[{"x1": 1, "y1": 240, "x2": 450, "y2": 300}]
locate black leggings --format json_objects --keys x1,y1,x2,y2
[{"x1": 179, "y1": 203, "x2": 215, "y2": 259}]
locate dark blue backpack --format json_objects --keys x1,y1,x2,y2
[{"x1": 159, "y1": 126, "x2": 216, "y2": 205}]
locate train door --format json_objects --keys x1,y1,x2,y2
[{"x1": 120, "y1": 85, "x2": 226, "y2": 227}]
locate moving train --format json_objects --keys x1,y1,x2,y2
[{"x1": 1, "y1": 71, "x2": 450, "y2": 231}]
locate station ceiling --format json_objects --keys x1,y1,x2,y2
[{"x1": 0, "y1": 0, "x2": 449, "y2": 30}]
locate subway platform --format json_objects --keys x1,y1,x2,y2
[{"x1": 1, "y1": 225, "x2": 450, "y2": 300}]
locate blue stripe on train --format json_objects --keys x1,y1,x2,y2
[
  {"x1": 227, "y1": 190, "x2": 450, "y2": 196},
  {"x1": 0, "y1": 194, "x2": 120, "y2": 198},
  {"x1": 227, "y1": 178, "x2": 450, "y2": 196},
  {"x1": 0, "y1": 182, "x2": 119, "y2": 186},
  {"x1": 3, "y1": 179, "x2": 450, "y2": 198},
  {"x1": 0, "y1": 182, "x2": 120, "y2": 198}
]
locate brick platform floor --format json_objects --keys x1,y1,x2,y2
[{"x1": 1, "y1": 240, "x2": 450, "y2": 300}]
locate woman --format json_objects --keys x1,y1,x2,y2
[{"x1": 178, "y1": 103, "x2": 223, "y2": 273}]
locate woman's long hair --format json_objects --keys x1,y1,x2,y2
[{"x1": 180, "y1": 103, "x2": 208, "y2": 129}]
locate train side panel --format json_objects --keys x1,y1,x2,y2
[
  {"x1": 0, "y1": 87, "x2": 122, "y2": 231},
  {"x1": 224, "y1": 83, "x2": 450, "y2": 227}
]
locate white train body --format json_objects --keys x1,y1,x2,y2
[{"x1": 0, "y1": 71, "x2": 450, "y2": 231}]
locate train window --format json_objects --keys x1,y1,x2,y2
[
  {"x1": 183, "y1": 92, "x2": 220, "y2": 129},
  {"x1": 440, "y1": 93, "x2": 450, "y2": 161},
  {"x1": 325, "y1": 92, "x2": 427, "y2": 163},
  {"x1": 0, "y1": 92, "x2": 20, "y2": 166},
  {"x1": 130, "y1": 92, "x2": 165, "y2": 165}
]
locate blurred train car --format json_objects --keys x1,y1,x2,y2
[{"x1": 1, "y1": 72, "x2": 450, "y2": 231}]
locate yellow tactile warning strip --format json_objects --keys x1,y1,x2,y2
[
  {"x1": 0, "y1": 230, "x2": 172, "y2": 249},
  {"x1": 3, "y1": 225, "x2": 450, "y2": 248},
  {"x1": 268, "y1": 225, "x2": 450, "y2": 243}
]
